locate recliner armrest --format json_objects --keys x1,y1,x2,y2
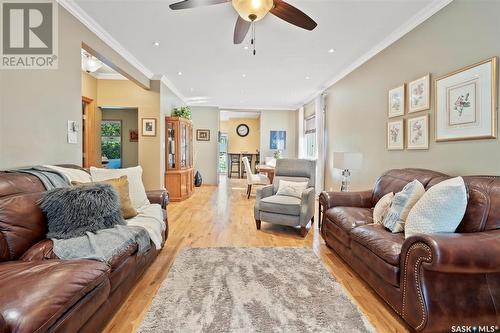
[
  {"x1": 146, "y1": 190, "x2": 169, "y2": 210},
  {"x1": 319, "y1": 190, "x2": 373, "y2": 210},
  {"x1": 0, "y1": 312, "x2": 6, "y2": 333},
  {"x1": 256, "y1": 185, "x2": 274, "y2": 201},
  {"x1": 401, "y1": 230, "x2": 500, "y2": 273}
]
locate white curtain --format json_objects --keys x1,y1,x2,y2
[
  {"x1": 297, "y1": 106, "x2": 305, "y2": 158},
  {"x1": 315, "y1": 93, "x2": 326, "y2": 194}
]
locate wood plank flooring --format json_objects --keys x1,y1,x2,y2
[{"x1": 103, "y1": 176, "x2": 409, "y2": 333}]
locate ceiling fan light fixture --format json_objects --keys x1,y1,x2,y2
[{"x1": 232, "y1": 0, "x2": 273, "y2": 22}]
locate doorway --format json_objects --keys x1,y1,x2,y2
[{"x1": 219, "y1": 133, "x2": 228, "y2": 174}]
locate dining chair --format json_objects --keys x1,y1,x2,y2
[
  {"x1": 241, "y1": 154, "x2": 253, "y2": 178},
  {"x1": 242, "y1": 156, "x2": 269, "y2": 199},
  {"x1": 229, "y1": 154, "x2": 241, "y2": 178}
]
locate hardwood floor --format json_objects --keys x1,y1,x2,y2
[{"x1": 103, "y1": 176, "x2": 409, "y2": 333}]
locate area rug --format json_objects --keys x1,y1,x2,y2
[{"x1": 137, "y1": 247, "x2": 374, "y2": 333}]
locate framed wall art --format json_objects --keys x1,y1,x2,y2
[
  {"x1": 435, "y1": 57, "x2": 497, "y2": 142},
  {"x1": 387, "y1": 119, "x2": 404, "y2": 150},
  {"x1": 388, "y1": 84, "x2": 405, "y2": 118},
  {"x1": 196, "y1": 129, "x2": 210, "y2": 141},
  {"x1": 408, "y1": 74, "x2": 430, "y2": 113},
  {"x1": 142, "y1": 118, "x2": 157, "y2": 137},
  {"x1": 407, "y1": 114, "x2": 429, "y2": 150},
  {"x1": 270, "y1": 130, "x2": 286, "y2": 150}
]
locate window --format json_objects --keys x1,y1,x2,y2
[{"x1": 304, "y1": 115, "x2": 316, "y2": 159}]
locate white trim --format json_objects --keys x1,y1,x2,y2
[
  {"x1": 153, "y1": 75, "x2": 188, "y2": 103},
  {"x1": 219, "y1": 106, "x2": 297, "y2": 111},
  {"x1": 89, "y1": 72, "x2": 128, "y2": 80},
  {"x1": 300, "y1": 0, "x2": 454, "y2": 106}
]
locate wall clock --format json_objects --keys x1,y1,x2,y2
[{"x1": 236, "y1": 124, "x2": 249, "y2": 137}]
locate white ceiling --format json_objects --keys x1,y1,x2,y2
[{"x1": 72, "y1": 0, "x2": 443, "y2": 109}]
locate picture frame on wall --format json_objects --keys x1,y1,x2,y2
[
  {"x1": 141, "y1": 118, "x2": 156, "y2": 137},
  {"x1": 270, "y1": 130, "x2": 286, "y2": 150},
  {"x1": 387, "y1": 119, "x2": 404, "y2": 150},
  {"x1": 407, "y1": 114, "x2": 429, "y2": 150},
  {"x1": 196, "y1": 129, "x2": 210, "y2": 141},
  {"x1": 408, "y1": 74, "x2": 431, "y2": 113},
  {"x1": 129, "y1": 129, "x2": 138, "y2": 142},
  {"x1": 435, "y1": 57, "x2": 497, "y2": 142},
  {"x1": 388, "y1": 84, "x2": 405, "y2": 118}
]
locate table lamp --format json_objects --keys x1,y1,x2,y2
[{"x1": 333, "y1": 152, "x2": 363, "y2": 192}]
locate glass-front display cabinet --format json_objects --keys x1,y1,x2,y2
[{"x1": 165, "y1": 116, "x2": 194, "y2": 201}]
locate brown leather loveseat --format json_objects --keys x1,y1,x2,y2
[
  {"x1": 0, "y1": 171, "x2": 168, "y2": 333},
  {"x1": 319, "y1": 169, "x2": 500, "y2": 332}
]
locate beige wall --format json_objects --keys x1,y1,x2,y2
[
  {"x1": 97, "y1": 80, "x2": 162, "y2": 190},
  {"x1": 260, "y1": 110, "x2": 298, "y2": 159},
  {"x1": 191, "y1": 106, "x2": 220, "y2": 185},
  {"x1": 0, "y1": 5, "x2": 150, "y2": 170},
  {"x1": 220, "y1": 118, "x2": 260, "y2": 154},
  {"x1": 324, "y1": 0, "x2": 500, "y2": 191},
  {"x1": 101, "y1": 108, "x2": 139, "y2": 168}
]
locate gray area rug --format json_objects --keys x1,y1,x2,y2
[{"x1": 137, "y1": 247, "x2": 374, "y2": 333}]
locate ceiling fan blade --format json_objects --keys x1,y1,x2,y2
[
  {"x1": 233, "y1": 16, "x2": 251, "y2": 44},
  {"x1": 270, "y1": 0, "x2": 317, "y2": 31},
  {"x1": 169, "y1": 0, "x2": 230, "y2": 10}
]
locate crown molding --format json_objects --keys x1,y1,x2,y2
[
  {"x1": 151, "y1": 75, "x2": 188, "y2": 104},
  {"x1": 219, "y1": 106, "x2": 297, "y2": 112},
  {"x1": 89, "y1": 72, "x2": 128, "y2": 80},
  {"x1": 300, "y1": 0, "x2": 454, "y2": 107}
]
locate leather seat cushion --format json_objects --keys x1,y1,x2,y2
[
  {"x1": 350, "y1": 224, "x2": 404, "y2": 265},
  {"x1": 260, "y1": 195, "x2": 301, "y2": 216},
  {"x1": 325, "y1": 207, "x2": 373, "y2": 233},
  {"x1": 0, "y1": 260, "x2": 110, "y2": 333},
  {"x1": 350, "y1": 224, "x2": 404, "y2": 287}
]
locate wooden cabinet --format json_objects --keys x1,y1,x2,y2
[{"x1": 165, "y1": 117, "x2": 194, "y2": 201}]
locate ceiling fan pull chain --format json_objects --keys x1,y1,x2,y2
[{"x1": 252, "y1": 23, "x2": 256, "y2": 55}]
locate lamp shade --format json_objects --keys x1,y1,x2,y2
[
  {"x1": 333, "y1": 152, "x2": 363, "y2": 170},
  {"x1": 232, "y1": 0, "x2": 273, "y2": 22}
]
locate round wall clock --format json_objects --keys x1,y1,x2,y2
[{"x1": 236, "y1": 124, "x2": 249, "y2": 137}]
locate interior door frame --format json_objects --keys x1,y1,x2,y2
[{"x1": 82, "y1": 96, "x2": 96, "y2": 168}]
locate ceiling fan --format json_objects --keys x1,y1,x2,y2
[{"x1": 169, "y1": 0, "x2": 317, "y2": 53}]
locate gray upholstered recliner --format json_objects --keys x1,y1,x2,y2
[{"x1": 254, "y1": 158, "x2": 316, "y2": 237}]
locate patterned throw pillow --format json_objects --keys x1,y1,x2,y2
[
  {"x1": 382, "y1": 180, "x2": 425, "y2": 233},
  {"x1": 405, "y1": 177, "x2": 467, "y2": 239},
  {"x1": 373, "y1": 192, "x2": 394, "y2": 224},
  {"x1": 276, "y1": 180, "x2": 309, "y2": 198}
]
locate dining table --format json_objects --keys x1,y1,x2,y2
[{"x1": 256, "y1": 164, "x2": 275, "y2": 184}]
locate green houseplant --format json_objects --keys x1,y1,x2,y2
[{"x1": 172, "y1": 106, "x2": 192, "y2": 120}]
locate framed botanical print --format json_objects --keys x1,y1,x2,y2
[
  {"x1": 408, "y1": 74, "x2": 430, "y2": 113},
  {"x1": 196, "y1": 129, "x2": 210, "y2": 141},
  {"x1": 435, "y1": 57, "x2": 497, "y2": 142},
  {"x1": 387, "y1": 119, "x2": 404, "y2": 150},
  {"x1": 388, "y1": 85, "x2": 405, "y2": 118},
  {"x1": 142, "y1": 118, "x2": 156, "y2": 137},
  {"x1": 407, "y1": 115, "x2": 429, "y2": 149}
]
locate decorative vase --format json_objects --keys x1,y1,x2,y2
[{"x1": 194, "y1": 171, "x2": 202, "y2": 187}]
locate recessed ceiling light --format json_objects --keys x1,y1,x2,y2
[
  {"x1": 305, "y1": 76, "x2": 310, "y2": 80},
  {"x1": 244, "y1": 46, "x2": 249, "y2": 50},
  {"x1": 242, "y1": 74, "x2": 246, "y2": 78},
  {"x1": 178, "y1": 71, "x2": 183, "y2": 76},
  {"x1": 328, "y1": 48, "x2": 335, "y2": 53},
  {"x1": 153, "y1": 41, "x2": 160, "y2": 47},
  {"x1": 190, "y1": 87, "x2": 194, "y2": 92}
]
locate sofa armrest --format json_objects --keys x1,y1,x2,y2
[
  {"x1": 400, "y1": 230, "x2": 500, "y2": 331},
  {"x1": 319, "y1": 190, "x2": 373, "y2": 211},
  {"x1": 146, "y1": 190, "x2": 169, "y2": 210},
  {"x1": 401, "y1": 230, "x2": 500, "y2": 273}
]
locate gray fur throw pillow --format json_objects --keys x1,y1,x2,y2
[{"x1": 39, "y1": 184, "x2": 125, "y2": 239}]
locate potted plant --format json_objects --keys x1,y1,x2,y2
[{"x1": 172, "y1": 106, "x2": 192, "y2": 120}]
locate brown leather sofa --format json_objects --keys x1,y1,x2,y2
[
  {"x1": 319, "y1": 168, "x2": 500, "y2": 332},
  {"x1": 0, "y1": 170, "x2": 169, "y2": 333}
]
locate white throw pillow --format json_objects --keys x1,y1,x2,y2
[
  {"x1": 373, "y1": 192, "x2": 394, "y2": 224},
  {"x1": 90, "y1": 166, "x2": 149, "y2": 209},
  {"x1": 44, "y1": 165, "x2": 92, "y2": 183},
  {"x1": 276, "y1": 180, "x2": 308, "y2": 199},
  {"x1": 405, "y1": 177, "x2": 467, "y2": 239},
  {"x1": 382, "y1": 180, "x2": 425, "y2": 233}
]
